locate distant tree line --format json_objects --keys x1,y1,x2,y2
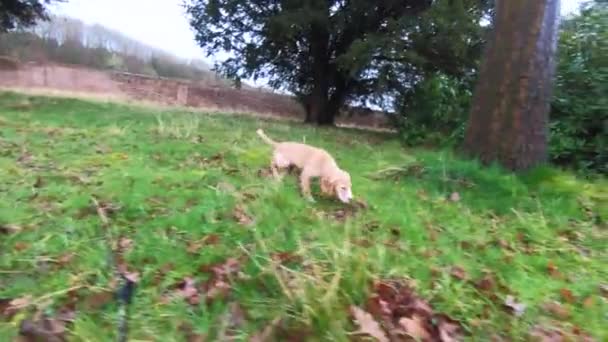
[{"x1": 0, "y1": 15, "x2": 231, "y2": 86}]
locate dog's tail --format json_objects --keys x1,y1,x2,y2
[{"x1": 256, "y1": 129, "x2": 277, "y2": 146}]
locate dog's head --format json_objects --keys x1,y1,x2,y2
[{"x1": 328, "y1": 169, "x2": 353, "y2": 203}]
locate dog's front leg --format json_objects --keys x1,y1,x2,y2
[{"x1": 299, "y1": 171, "x2": 315, "y2": 202}]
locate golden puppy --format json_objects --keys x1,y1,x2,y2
[{"x1": 256, "y1": 129, "x2": 353, "y2": 203}]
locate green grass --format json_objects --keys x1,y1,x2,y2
[{"x1": 0, "y1": 91, "x2": 606, "y2": 341}]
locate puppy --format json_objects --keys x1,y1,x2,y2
[{"x1": 256, "y1": 129, "x2": 353, "y2": 203}]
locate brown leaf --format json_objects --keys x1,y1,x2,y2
[
  {"x1": 14, "y1": 242, "x2": 30, "y2": 251},
  {"x1": 474, "y1": 273, "x2": 496, "y2": 292},
  {"x1": 1, "y1": 296, "x2": 32, "y2": 320},
  {"x1": 436, "y1": 314, "x2": 464, "y2": 342},
  {"x1": 547, "y1": 261, "x2": 563, "y2": 279},
  {"x1": 529, "y1": 325, "x2": 565, "y2": 342},
  {"x1": 450, "y1": 266, "x2": 468, "y2": 281},
  {"x1": 398, "y1": 315, "x2": 431, "y2": 340},
  {"x1": 83, "y1": 291, "x2": 114, "y2": 310},
  {"x1": 176, "y1": 277, "x2": 200, "y2": 305},
  {"x1": 599, "y1": 284, "x2": 608, "y2": 298},
  {"x1": 0, "y1": 223, "x2": 22, "y2": 234},
  {"x1": 349, "y1": 305, "x2": 389, "y2": 342},
  {"x1": 543, "y1": 302, "x2": 570, "y2": 319},
  {"x1": 504, "y1": 295, "x2": 526, "y2": 317},
  {"x1": 117, "y1": 236, "x2": 134, "y2": 251},
  {"x1": 54, "y1": 253, "x2": 75, "y2": 268},
  {"x1": 18, "y1": 308, "x2": 75, "y2": 342},
  {"x1": 582, "y1": 296, "x2": 594, "y2": 308},
  {"x1": 233, "y1": 205, "x2": 254, "y2": 226},
  {"x1": 187, "y1": 234, "x2": 221, "y2": 254},
  {"x1": 559, "y1": 288, "x2": 575, "y2": 304},
  {"x1": 270, "y1": 251, "x2": 302, "y2": 265}
]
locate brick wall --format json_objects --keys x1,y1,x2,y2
[{"x1": 0, "y1": 61, "x2": 392, "y2": 130}]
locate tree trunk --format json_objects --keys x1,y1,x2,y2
[{"x1": 463, "y1": 0, "x2": 560, "y2": 171}]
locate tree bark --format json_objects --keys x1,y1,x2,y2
[{"x1": 463, "y1": 0, "x2": 560, "y2": 171}]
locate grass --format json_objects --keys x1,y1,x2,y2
[{"x1": 0, "y1": 91, "x2": 606, "y2": 341}]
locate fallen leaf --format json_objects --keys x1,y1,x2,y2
[
  {"x1": 186, "y1": 234, "x2": 221, "y2": 254},
  {"x1": 436, "y1": 314, "x2": 464, "y2": 342},
  {"x1": 233, "y1": 205, "x2": 254, "y2": 226},
  {"x1": 450, "y1": 266, "x2": 468, "y2": 281},
  {"x1": 582, "y1": 296, "x2": 594, "y2": 308},
  {"x1": 449, "y1": 192, "x2": 461, "y2": 202},
  {"x1": 177, "y1": 277, "x2": 200, "y2": 305},
  {"x1": 559, "y1": 288, "x2": 575, "y2": 304},
  {"x1": 529, "y1": 325, "x2": 565, "y2": 342},
  {"x1": 270, "y1": 251, "x2": 302, "y2": 265},
  {"x1": 54, "y1": 253, "x2": 75, "y2": 268},
  {"x1": 18, "y1": 308, "x2": 75, "y2": 342},
  {"x1": 398, "y1": 315, "x2": 431, "y2": 340},
  {"x1": 474, "y1": 273, "x2": 496, "y2": 292},
  {"x1": 599, "y1": 284, "x2": 608, "y2": 298},
  {"x1": 1, "y1": 296, "x2": 32, "y2": 319},
  {"x1": 117, "y1": 236, "x2": 134, "y2": 251},
  {"x1": 547, "y1": 261, "x2": 563, "y2": 279},
  {"x1": 504, "y1": 295, "x2": 526, "y2": 317},
  {"x1": 543, "y1": 301, "x2": 570, "y2": 319},
  {"x1": 0, "y1": 223, "x2": 22, "y2": 234},
  {"x1": 349, "y1": 305, "x2": 389, "y2": 342},
  {"x1": 14, "y1": 242, "x2": 30, "y2": 251},
  {"x1": 199, "y1": 257, "x2": 244, "y2": 304},
  {"x1": 83, "y1": 291, "x2": 114, "y2": 310}
]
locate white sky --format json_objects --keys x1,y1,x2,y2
[{"x1": 51, "y1": 0, "x2": 585, "y2": 84}]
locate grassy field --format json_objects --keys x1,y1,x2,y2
[{"x1": 0, "y1": 91, "x2": 606, "y2": 341}]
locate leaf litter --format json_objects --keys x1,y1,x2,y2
[{"x1": 352, "y1": 279, "x2": 464, "y2": 342}]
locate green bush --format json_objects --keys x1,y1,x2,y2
[
  {"x1": 550, "y1": 2, "x2": 607, "y2": 173},
  {"x1": 393, "y1": 73, "x2": 472, "y2": 146}
]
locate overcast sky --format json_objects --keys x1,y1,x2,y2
[{"x1": 51, "y1": 0, "x2": 585, "y2": 85}]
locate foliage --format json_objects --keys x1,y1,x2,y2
[
  {"x1": 395, "y1": 1, "x2": 608, "y2": 173},
  {"x1": 393, "y1": 73, "x2": 473, "y2": 147},
  {"x1": 0, "y1": 92, "x2": 606, "y2": 340},
  {"x1": 550, "y1": 1, "x2": 608, "y2": 173},
  {"x1": 0, "y1": 0, "x2": 62, "y2": 32},
  {"x1": 0, "y1": 15, "x2": 230, "y2": 85},
  {"x1": 185, "y1": 0, "x2": 492, "y2": 124}
]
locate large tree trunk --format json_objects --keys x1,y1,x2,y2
[{"x1": 463, "y1": 0, "x2": 560, "y2": 171}]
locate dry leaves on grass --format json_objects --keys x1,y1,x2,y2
[
  {"x1": 18, "y1": 308, "x2": 76, "y2": 342},
  {"x1": 330, "y1": 198, "x2": 369, "y2": 222},
  {"x1": 187, "y1": 234, "x2": 221, "y2": 254},
  {"x1": 164, "y1": 257, "x2": 245, "y2": 306},
  {"x1": 542, "y1": 302, "x2": 570, "y2": 319},
  {"x1": 353, "y1": 279, "x2": 464, "y2": 342},
  {"x1": 350, "y1": 305, "x2": 389, "y2": 342},
  {"x1": 233, "y1": 205, "x2": 255, "y2": 226},
  {"x1": 0, "y1": 223, "x2": 23, "y2": 234},
  {"x1": 504, "y1": 295, "x2": 527, "y2": 317},
  {"x1": 0, "y1": 296, "x2": 32, "y2": 320},
  {"x1": 450, "y1": 266, "x2": 468, "y2": 281}
]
